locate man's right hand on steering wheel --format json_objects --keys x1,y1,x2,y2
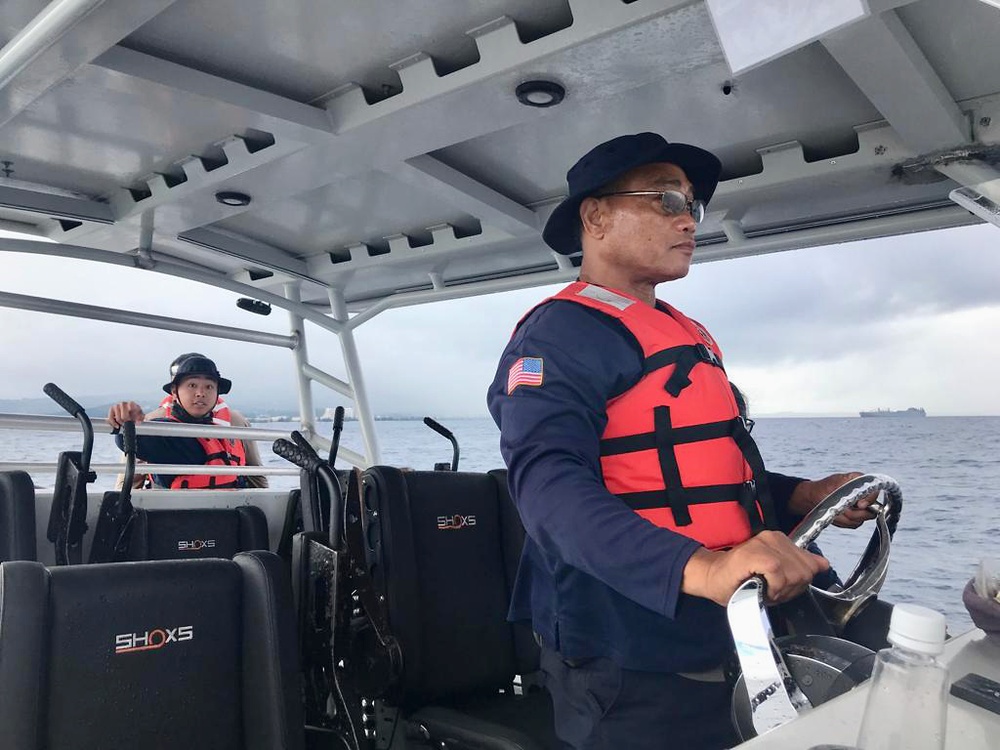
[{"x1": 682, "y1": 531, "x2": 829, "y2": 607}]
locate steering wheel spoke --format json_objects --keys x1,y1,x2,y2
[{"x1": 788, "y1": 474, "x2": 902, "y2": 631}]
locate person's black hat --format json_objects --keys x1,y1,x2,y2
[
  {"x1": 541, "y1": 132, "x2": 723, "y2": 256},
  {"x1": 167, "y1": 352, "x2": 206, "y2": 375},
  {"x1": 162, "y1": 355, "x2": 232, "y2": 394}
]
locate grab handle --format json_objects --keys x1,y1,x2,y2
[
  {"x1": 273, "y1": 438, "x2": 323, "y2": 473},
  {"x1": 43, "y1": 381, "x2": 93, "y2": 472},
  {"x1": 120, "y1": 420, "x2": 137, "y2": 496},
  {"x1": 43, "y1": 382, "x2": 86, "y2": 418},
  {"x1": 423, "y1": 416, "x2": 459, "y2": 471},
  {"x1": 328, "y1": 406, "x2": 345, "y2": 466}
]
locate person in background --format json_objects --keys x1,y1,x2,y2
[
  {"x1": 487, "y1": 132, "x2": 876, "y2": 750},
  {"x1": 107, "y1": 353, "x2": 267, "y2": 489}
]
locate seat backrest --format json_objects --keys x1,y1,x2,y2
[
  {"x1": 0, "y1": 471, "x2": 36, "y2": 562},
  {"x1": 90, "y1": 492, "x2": 270, "y2": 563},
  {"x1": 488, "y1": 468, "x2": 541, "y2": 675},
  {"x1": 360, "y1": 466, "x2": 531, "y2": 707},
  {"x1": 0, "y1": 551, "x2": 303, "y2": 750}
]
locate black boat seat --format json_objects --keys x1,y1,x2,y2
[
  {"x1": 356, "y1": 466, "x2": 556, "y2": 750},
  {"x1": 0, "y1": 471, "x2": 36, "y2": 562},
  {"x1": 89, "y1": 492, "x2": 270, "y2": 562},
  {"x1": 0, "y1": 551, "x2": 304, "y2": 750}
]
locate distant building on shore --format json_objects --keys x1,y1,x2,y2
[{"x1": 320, "y1": 406, "x2": 355, "y2": 421}]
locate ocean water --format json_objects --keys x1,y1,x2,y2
[{"x1": 5, "y1": 415, "x2": 997, "y2": 633}]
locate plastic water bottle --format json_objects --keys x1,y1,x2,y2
[{"x1": 856, "y1": 603, "x2": 949, "y2": 750}]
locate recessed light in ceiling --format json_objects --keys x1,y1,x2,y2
[
  {"x1": 215, "y1": 191, "x2": 252, "y2": 207},
  {"x1": 515, "y1": 80, "x2": 565, "y2": 108}
]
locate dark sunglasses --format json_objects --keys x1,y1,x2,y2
[{"x1": 595, "y1": 189, "x2": 705, "y2": 223}]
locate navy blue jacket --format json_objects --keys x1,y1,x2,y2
[{"x1": 487, "y1": 298, "x2": 805, "y2": 673}]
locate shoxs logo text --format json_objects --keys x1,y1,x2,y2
[
  {"x1": 114, "y1": 625, "x2": 194, "y2": 654},
  {"x1": 177, "y1": 539, "x2": 216, "y2": 552},
  {"x1": 437, "y1": 514, "x2": 476, "y2": 530}
]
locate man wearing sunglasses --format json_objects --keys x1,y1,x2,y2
[{"x1": 487, "y1": 133, "x2": 875, "y2": 749}]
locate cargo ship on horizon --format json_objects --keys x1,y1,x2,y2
[{"x1": 859, "y1": 407, "x2": 927, "y2": 418}]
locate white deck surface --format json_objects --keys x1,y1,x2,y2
[{"x1": 742, "y1": 629, "x2": 1000, "y2": 749}]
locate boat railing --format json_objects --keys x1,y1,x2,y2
[
  {"x1": 0, "y1": 411, "x2": 350, "y2": 478},
  {"x1": 0, "y1": 461, "x2": 301, "y2": 477}
]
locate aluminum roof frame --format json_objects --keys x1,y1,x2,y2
[{"x1": 0, "y1": 0, "x2": 997, "y2": 318}]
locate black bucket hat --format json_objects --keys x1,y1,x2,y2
[
  {"x1": 541, "y1": 132, "x2": 723, "y2": 256},
  {"x1": 167, "y1": 352, "x2": 205, "y2": 376},
  {"x1": 162, "y1": 355, "x2": 232, "y2": 394}
]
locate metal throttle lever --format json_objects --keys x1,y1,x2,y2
[{"x1": 728, "y1": 576, "x2": 811, "y2": 737}]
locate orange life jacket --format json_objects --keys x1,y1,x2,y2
[
  {"x1": 547, "y1": 282, "x2": 776, "y2": 549},
  {"x1": 159, "y1": 396, "x2": 247, "y2": 489}
]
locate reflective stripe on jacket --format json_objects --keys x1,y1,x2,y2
[{"x1": 548, "y1": 282, "x2": 775, "y2": 549}]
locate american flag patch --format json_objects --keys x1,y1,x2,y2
[{"x1": 507, "y1": 357, "x2": 543, "y2": 394}]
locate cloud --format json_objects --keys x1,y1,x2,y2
[
  {"x1": 2, "y1": 222, "x2": 999, "y2": 416},
  {"x1": 671, "y1": 224, "x2": 1000, "y2": 372}
]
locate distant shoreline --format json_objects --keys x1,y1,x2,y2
[{"x1": 1, "y1": 396, "x2": 995, "y2": 420}]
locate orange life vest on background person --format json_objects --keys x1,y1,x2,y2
[
  {"x1": 159, "y1": 395, "x2": 247, "y2": 489},
  {"x1": 546, "y1": 282, "x2": 776, "y2": 549}
]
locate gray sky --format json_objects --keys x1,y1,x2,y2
[{"x1": 2, "y1": 221, "x2": 998, "y2": 417}]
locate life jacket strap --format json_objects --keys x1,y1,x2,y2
[
  {"x1": 618, "y1": 483, "x2": 747, "y2": 510},
  {"x1": 643, "y1": 343, "x2": 725, "y2": 397},
  {"x1": 202, "y1": 448, "x2": 239, "y2": 465},
  {"x1": 653, "y1": 406, "x2": 694, "y2": 526},
  {"x1": 173, "y1": 445, "x2": 242, "y2": 489},
  {"x1": 600, "y1": 418, "x2": 732, "y2": 455},
  {"x1": 608, "y1": 409, "x2": 778, "y2": 533},
  {"x1": 730, "y1": 419, "x2": 779, "y2": 532},
  {"x1": 175, "y1": 475, "x2": 241, "y2": 489}
]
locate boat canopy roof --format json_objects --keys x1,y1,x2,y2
[{"x1": 1, "y1": 0, "x2": 998, "y2": 313}]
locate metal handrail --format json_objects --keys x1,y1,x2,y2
[
  {"x1": 0, "y1": 411, "x2": 368, "y2": 468},
  {"x1": 0, "y1": 462, "x2": 298, "y2": 476},
  {"x1": 0, "y1": 290, "x2": 297, "y2": 349},
  {"x1": 0, "y1": 0, "x2": 107, "y2": 91},
  {"x1": 0, "y1": 412, "x2": 296, "y2": 441}
]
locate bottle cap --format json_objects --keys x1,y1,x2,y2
[{"x1": 887, "y1": 603, "x2": 946, "y2": 655}]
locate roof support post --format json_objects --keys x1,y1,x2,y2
[
  {"x1": 284, "y1": 282, "x2": 317, "y2": 441},
  {"x1": 329, "y1": 287, "x2": 380, "y2": 466}
]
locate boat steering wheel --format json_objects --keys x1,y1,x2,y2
[
  {"x1": 729, "y1": 473, "x2": 903, "y2": 740},
  {"x1": 790, "y1": 473, "x2": 903, "y2": 630}
]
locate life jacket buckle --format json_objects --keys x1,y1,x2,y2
[
  {"x1": 694, "y1": 343, "x2": 720, "y2": 367},
  {"x1": 739, "y1": 480, "x2": 766, "y2": 534}
]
